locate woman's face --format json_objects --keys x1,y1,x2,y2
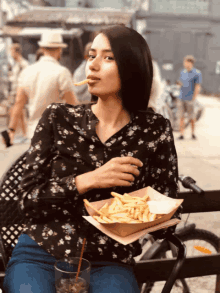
[{"x1": 85, "y1": 33, "x2": 121, "y2": 99}]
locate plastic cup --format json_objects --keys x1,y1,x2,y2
[{"x1": 54, "y1": 257, "x2": 91, "y2": 293}]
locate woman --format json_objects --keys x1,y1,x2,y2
[{"x1": 3, "y1": 25, "x2": 179, "y2": 293}]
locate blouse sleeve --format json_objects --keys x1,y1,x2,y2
[
  {"x1": 18, "y1": 104, "x2": 80, "y2": 219},
  {"x1": 148, "y1": 118, "x2": 179, "y2": 199}
]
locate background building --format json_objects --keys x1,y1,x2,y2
[
  {"x1": 136, "y1": 0, "x2": 220, "y2": 94},
  {"x1": 2, "y1": 8, "x2": 134, "y2": 73},
  {"x1": 2, "y1": 0, "x2": 220, "y2": 94}
]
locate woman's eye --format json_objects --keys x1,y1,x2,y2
[
  {"x1": 106, "y1": 56, "x2": 114, "y2": 61},
  {"x1": 88, "y1": 55, "x2": 95, "y2": 59}
]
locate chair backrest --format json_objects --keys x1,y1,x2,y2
[{"x1": 0, "y1": 151, "x2": 29, "y2": 268}]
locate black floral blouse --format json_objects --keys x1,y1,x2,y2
[{"x1": 18, "y1": 102, "x2": 179, "y2": 266}]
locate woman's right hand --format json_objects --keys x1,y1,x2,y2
[{"x1": 75, "y1": 157, "x2": 143, "y2": 194}]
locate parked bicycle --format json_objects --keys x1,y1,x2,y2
[
  {"x1": 138, "y1": 175, "x2": 219, "y2": 293},
  {"x1": 156, "y1": 85, "x2": 204, "y2": 133}
]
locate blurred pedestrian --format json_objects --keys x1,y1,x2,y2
[
  {"x1": 9, "y1": 43, "x2": 29, "y2": 142},
  {"x1": 9, "y1": 44, "x2": 29, "y2": 102},
  {"x1": 73, "y1": 42, "x2": 92, "y2": 104},
  {"x1": 148, "y1": 59, "x2": 164, "y2": 112},
  {"x1": 177, "y1": 55, "x2": 202, "y2": 140},
  {"x1": 3, "y1": 49, "x2": 45, "y2": 145},
  {"x1": 7, "y1": 63, "x2": 13, "y2": 93},
  {"x1": 35, "y1": 48, "x2": 44, "y2": 61},
  {"x1": 1, "y1": 30, "x2": 77, "y2": 147}
]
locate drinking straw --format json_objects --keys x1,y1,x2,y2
[{"x1": 76, "y1": 238, "x2": 87, "y2": 281}]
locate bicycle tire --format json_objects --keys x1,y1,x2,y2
[
  {"x1": 156, "y1": 104, "x2": 175, "y2": 129},
  {"x1": 170, "y1": 104, "x2": 180, "y2": 132},
  {"x1": 141, "y1": 229, "x2": 219, "y2": 293}
]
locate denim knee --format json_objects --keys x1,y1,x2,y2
[{"x1": 89, "y1": 265, "x2": 140, "y2": 293}]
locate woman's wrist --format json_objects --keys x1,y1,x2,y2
[{"x1": 75, "y1": 171, "x2": 96, "y2": 194}]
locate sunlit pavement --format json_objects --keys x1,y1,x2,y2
[
  {"x1": 172, "y1": 95, "x2": 220, "y2": 269},
  {"x1": 173, "y1": 94, "x2": 220, "y2": 191}
]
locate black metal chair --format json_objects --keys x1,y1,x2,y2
[
  {"x1": 0, "y1": 150, "x2": 186, "y2": 293},
  {"x1": 0, "y1": 150, "x2": 29, "y2": 289}
]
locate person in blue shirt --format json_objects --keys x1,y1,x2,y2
[{"x1": 177, "y1": 55, "x2": 202, "y2": 140}]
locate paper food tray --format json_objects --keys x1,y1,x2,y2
[
  {"x1": 84, "y1": 186, "x2": 183, "y2": 238},
  {"x1": 83, "y1": 216, "x2": 181, "y2": 245}
]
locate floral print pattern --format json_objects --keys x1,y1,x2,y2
[{"x1": 18, "y1": 103, "x2": 179, "y2": 265}]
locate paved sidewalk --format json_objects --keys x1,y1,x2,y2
[
  {"x1": 171, "y1": 95, "x2": 220, "y2": 236},
  {"x1": 173, "y1": 94, "x2": 220, "y2": 191}
]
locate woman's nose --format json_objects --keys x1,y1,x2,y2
[{"x1": 88, "y1": 57, "x2": 100, "y2": 71}]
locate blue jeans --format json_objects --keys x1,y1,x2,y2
[{"x1": 3, "y1": 234, "x2": 140, "y2": 293}]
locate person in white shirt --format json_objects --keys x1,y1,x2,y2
[{"x1": 1, "y1": 30, "x2": 77, "y2": 147}]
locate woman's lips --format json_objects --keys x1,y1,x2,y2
[{"x1": 88, "y1": 79, "x2": 100, "y2": 85}]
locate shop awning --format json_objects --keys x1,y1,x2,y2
[
  {"x1": 0, "y1": 26, "x2": 83, "y2": 38},
  {"x1": 6, "y1": 7, "x2": 134, "y2": 27}
]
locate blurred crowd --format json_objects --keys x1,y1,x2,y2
[{"x1": 0, "y1": 29, "x2": 203, "y2": 148}]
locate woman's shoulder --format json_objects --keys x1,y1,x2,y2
[
  {"x1": 48, "y1": 102, "x2": 90, "y2": 116},
  {"x1": 138, "y1": 109, "x2": 168, "y2": 125},
  {"x1": 136, "y1": 109, "x2": 172, "y2": 136}
]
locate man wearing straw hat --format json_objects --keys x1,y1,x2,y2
[{"x1": 1, "y1": 29, "x2": 77, "y2": 147}]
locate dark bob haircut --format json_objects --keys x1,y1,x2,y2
[{"x1": 91, "y1": 25, "x2": 153, "y2": 113}]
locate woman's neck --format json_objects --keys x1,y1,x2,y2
[{"x1": 92, "y1": 97, "x2": 131, "y2": 128}]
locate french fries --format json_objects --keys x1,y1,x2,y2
[
  {"x1": 74, "y1": 79, "x2": 90, "y2": 86},
  {"x1": 83, "y1": 192, "x2": 164, "y2": 224}
]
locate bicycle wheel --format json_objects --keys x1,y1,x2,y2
[
  {"x1": 165, "y1": 104, "x2": 175, "y2": 130},
  {"x1": 142, "y1": 229, "x2": 219, "y2": 293},
  {"x1": 156, "y1": 104, "x2": 175, "y2": 129},
  {"x1": 169, "y1": 103, "x2": 180, "y2": 132}
]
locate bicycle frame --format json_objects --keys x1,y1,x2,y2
[
  {"x1": 140, "y1": 223, "x2": 196, "y2": 261},
  {"x1": 137, "y1": 229, "x2": 187, "y2": 293},
  {"x1": 138, "y1": 185, "x2": 220, "y2": 293},
  {"x1": 160, "y1": 231, "x2": 186, "y2": 293}
]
